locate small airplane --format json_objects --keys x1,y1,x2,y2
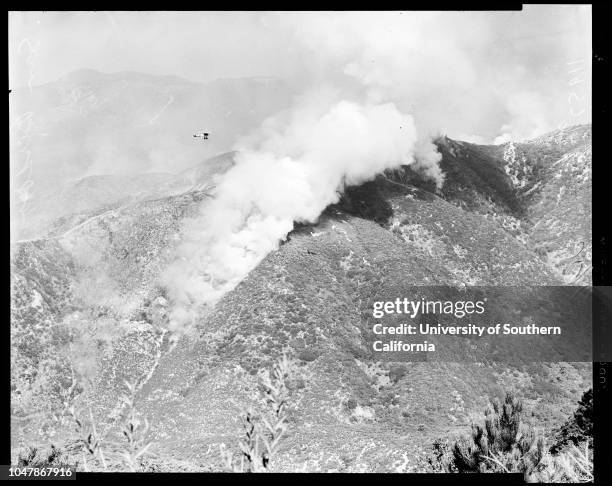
[{"x1": 193, "y1": 131, "x2": 209, "y2": 140}]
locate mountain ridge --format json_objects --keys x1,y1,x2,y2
[{"x1": 10, "y1": 122, "x2": 592, "y2": 471}]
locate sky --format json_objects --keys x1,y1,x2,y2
[{"x1": 9, "y1": 8, "x2": 591, "y2": 142}]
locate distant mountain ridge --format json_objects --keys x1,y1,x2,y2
[
  {"x1": 10, "y1": 69, "x2": 296, "y2": 237},
  {"x1": 14, "y1": 151, "x2": 236, "y2": 241}
]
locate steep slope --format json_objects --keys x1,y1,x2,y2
[
  {"x1": 67, "y1": 221, "x2": 579, "y2": 471},
  {"x1": 10, "y1": 188, "x2": 209, "y2": 431},
  {"x1": 406, "y1": 125, "x2": 592, "y2": 283},
  {"x1": 11, "y1": 240, "x2": 77, "y2": 418},
  {"x1": 15, "y1": 152, "x2": 236, "y2": 241},
  {"x1": 475, "y1": 125, "x2": 592, "y2": 283},
  {"x1": 518, "y1": 131, "x2": 592, "y2": 285},
  {"x1": 10, "y1": 125, "x2": 592, "y2": 471}
]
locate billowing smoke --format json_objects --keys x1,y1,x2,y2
[
  {"x1": 10, "y1": 9, "x2": 590, "y2": 190},
  {"x1": 163, "y1": 94, "x2": 441, "y2": 329},
  {"x1": 158, "y1": 9, "x2": 590, "y2": 330},
  {"x1": 275, "y1": 10, "x2": 591, "y2": 143}
]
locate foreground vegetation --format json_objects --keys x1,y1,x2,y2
[
  {"x1": 15, "y1": 352, "x2": 593, "y2": 480},
  {"x1": 421, "y1": 390, "x2": 593, "y2": 482}
]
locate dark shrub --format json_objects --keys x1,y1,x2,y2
[
  {"x1": 334, "y1": 181, "x2": 393, "y2": 226},
  {"x1": 17, "y1": 445, "x2": 70, "y2": 468},
  {"x1": 450, "y1": 392, "x2": 546, "y2": 475},
  {"x1": 550, "y1": 389, "x2": 593, "y2": 453}
]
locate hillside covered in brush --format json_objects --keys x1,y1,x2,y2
[{"x1": 10, "y1": 124, "x2": 592, "y2": 471}]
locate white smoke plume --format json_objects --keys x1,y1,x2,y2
[
  {"x1": 10, "y1": 9, "x2": 590, "y2": 190},
  {"x1": 163, "y1": 93, "x2": 441, "y2": 329},
  {"x1": 160, "y1": 9, "x2": 591, "y2": 330}
]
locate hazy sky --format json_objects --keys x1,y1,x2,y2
[
  {"x1": 9, "y1": 8, "x2": 591, "y2": 142},
  {"x1": 9, "y1": 11, "x2": 301, "y2": 86}
]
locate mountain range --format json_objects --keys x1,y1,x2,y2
[{"x1": 10, "y1": 71, "x2": 592, "y2": 471}]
